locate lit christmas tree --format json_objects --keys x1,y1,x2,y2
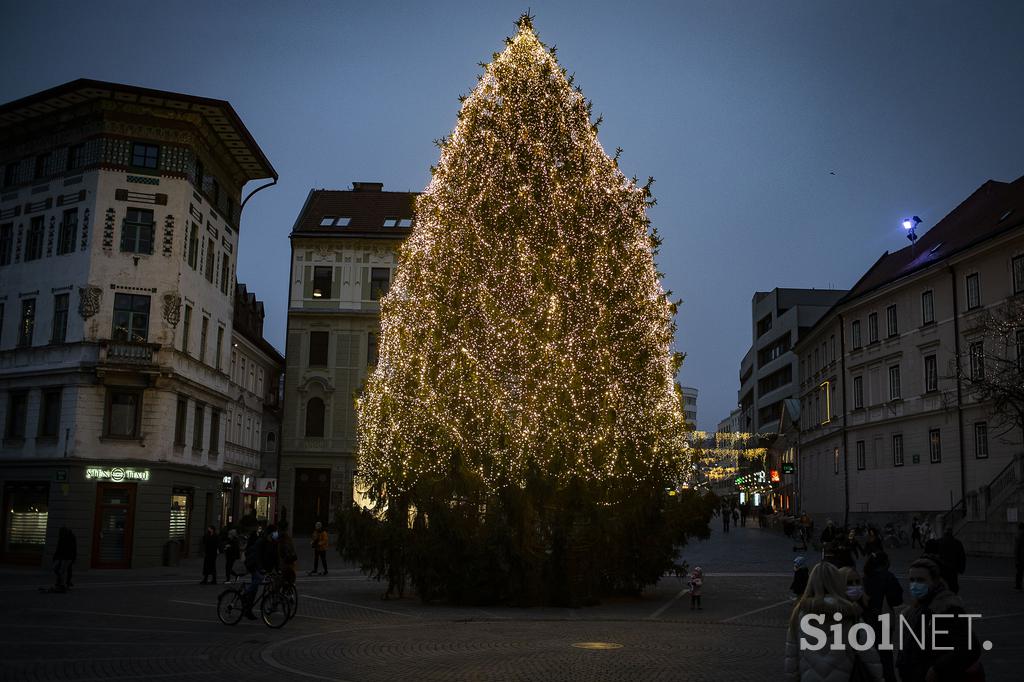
[{"x1": 349, "y1": 14, "x2": 713, "y2": 604}]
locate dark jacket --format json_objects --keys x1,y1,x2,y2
[
  {"x1": 1015, "y1": 530, "x2": 1024, "y2": 566},
  {"x1": 202, "y1": 533, "x2": 220, "y2": 557},
  {"x1": 53, "y1": 528, "x2": 77, "y2": 561},
  {"x1": 937, "y1": 535, "x2": 967, "y2": 576},
  {"x1": 895, "y1": 586, "x2": 980, "y2": 682},
  {"x1": 863, "y1": 567, "x2": 902, "y2": 617},
  {"x1": 790, "y1": 567, "x2": 808, "y2": 597}
]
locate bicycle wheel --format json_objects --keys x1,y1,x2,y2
[
  {"x1": 260, "y1": 590, "x2": 289, "y2": 628},
  {"x1": 280, "y1": 582, "x2": 298, "y2": 621},
  {"x1": 217, "y1": 588, "x2": 245, "y2": 626}
]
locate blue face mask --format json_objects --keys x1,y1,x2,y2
[
  {"x1": 271, "y1": 531, "x2": 280, "y2": 541},
  {"x1": 909, "y1": 582, "x2": 930, "y2": 600}
]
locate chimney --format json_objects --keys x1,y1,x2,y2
[{"x1": 352, "y1": 182, "x2": 384, "y2": 192}]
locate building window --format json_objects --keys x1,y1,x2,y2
[
  {"x1": 215, "y1": 326, "x2": 224, "y2": 370},
  {"x1": 974, "y1": 422, "x2": 988, "y2": 459},
  {"x1": 66, "y1": 143, "x2": 84, "y2": 171},
  {"x1": 966, "y1": 273, "x2": 980, "y2": 310},
  {"x1": 367, "y1": 331, "x2": 378, "y2": 366},
  {"x1": 868, "y1": 313, "x2": 878, "y2": 343},
  {"x1": 3, "y1": 162, "x2": 17, "y2": 187},
  {"x1": 105, "y1": 389, "x2": 142, "y2": 439},
  {"x1": 220, "y1": 254, "x2": 230, "y2": 295},
  {"x1": 0, "y1": 223, "x2": 12, "y2": 265},
  {"x1": 1017, "y1": 329, "x2": 1024, "y2": 370},
  {"x1": 18, "y1": 299, "x2": 36, "y2": 347},
  {"x1": 383, "y1": 217, "x2": 398, "y2": 227},
  {"x1": 58, "y1": 209, "x2": 78, "y2": 255},
  {"x1": 370, "y1": 267, "x2": 391, "y2": 300},
  {"x1": 205, "y1": 238, "x2": 216, "y2": 283},
  {"x1": 182, "y1": 305, "x2": 192, "y2": 354},
  {"x1": 131, "y1": 142, "x2": 159, "y2": 169},
  {"x1": 921, "y1": 290, "x2": 934, "y2": 325},
  {"x1": 856, "y1": 441, "x2": 866, "y2": 470},
  {"x1": 305, "y1": 398, "x2": 325, "y2": 438},
  {"x1": 51, "y1": 293, "x2": 69, "y2": 344},
  {"x1": 121, "y1": 208, "x2": 155, "y2": 254},
  {"x1": 313, "y1": 266, "x2": 332, "y2": 298},
  {"x1": 112, "y1": 293, "x2": 150, "y2": 343},
  {"x1": 853, "y1": 375, "x2": 864, "y2": 409},
  {"x1": 34, "y1": 152, "x2": 50, "y2": 179},
  {"x1": 309, "y1": 331, "x2": 329, "y2": 366},
  {"x1": 199, "y1": 317, "x2": 209, "y2": 364},
  {"x1": 892, "y1": 434, "x2": 904, "y2": 467},
  {"x1": 25, "y1": 216, "x2": 44, "y2": 261},
  {"x1": 929, "y1": 429, "x2": 941, "y2": 464},
  {"x1": 1013, "y1": 255, "x2": 1024, "y2": 295},
  {"x1": 829, "y1": 335, "x2": 836, "y2": 363},
  {"x1": 209, "y1": 410, "x2": 220, "y2": 455},
  {"x1": 756, "y1": 314, "x2": 772, "y2": 337},
  {"x1": 969, "y1": 341, "x2": 984, "y2": 380},
  {"x1": 194, "y1": 158, "x2": 204, "y2": 190},
  {"x1": 39, "y1": 389, "x2": 62, "y2": 438},
  {"x1": 174, "y1": 396, "x2": 188, "y2": 446},
  {"x1": 886, "y1": 304, "x2": 898, "y2": 337},
  {"x1": 193, "y1": 403, "x2": 205, "y2": 450},
  {"x1": 6, "y1": 391, "x2": 28, "y2": 439},
  {"x1": 888, "y1": 364, "x2": 901, "y2": 400},
  {"x1": 813, "y1": 348, "x2": 819, "y2": 371},
  {"x1": 833, "y1": 447, "x2": 840, "y2": 475},
  {"x1": 851, "y1": 320, "x2": 861, "y2": 349},
  {"x1": 188, "y1": 223, "x2": 199, "y2": 270},
  {"x1": 924, "y1": 354, "x2": 938, "y2": 392}
]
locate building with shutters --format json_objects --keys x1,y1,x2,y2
[
  {"x1": 279, "y1": 182, "x2": 417, "y2": 534},
  {"x1": 0, "y1": 80, "x2": 276, "y2": 568}
]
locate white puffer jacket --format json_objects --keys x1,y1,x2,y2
[{"x1": 783, "y1": 625, "x2": 883, "y2": 682}]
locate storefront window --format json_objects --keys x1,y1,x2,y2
[
  {"x1": 3, "y1": 482, "x2": 49, "y2": 556},
  {"x1": 169, "y1": 489, "x2": 191, "y2": 551}
]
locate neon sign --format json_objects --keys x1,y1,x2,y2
[{"x1": 86, "y1": 466, "x2": 151, "y2": 482}]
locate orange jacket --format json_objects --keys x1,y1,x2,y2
[{"x1": 312, "y1": 529, "x2": 328, "y2": 551}]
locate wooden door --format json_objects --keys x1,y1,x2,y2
[{"x1": 91, "y1": 483, "x2": 136, "y2": 568}]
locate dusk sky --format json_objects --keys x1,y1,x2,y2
[{"x1": 4, "y1": 0, "x2": 1023, "y2": 431}]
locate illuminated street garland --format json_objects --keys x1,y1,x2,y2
[{"x1": 356, "y1": 15, "x2": 688, "y2": 501}]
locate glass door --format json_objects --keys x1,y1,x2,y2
[{"x1": 91, "y1": 483, "x2": 136, "y2": 568}]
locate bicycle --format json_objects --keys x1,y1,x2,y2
[{"x1": 217, "y1": 571, "x2": 296, "y2": 628}]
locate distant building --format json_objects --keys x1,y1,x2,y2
[
  {"x1": 796, "y1": 175, "x2": 1024, "y2": 554},
  {"x1": 279, "y1": 182, "x2": 417, "y2": 533},
  {"x1": 738, "y1": 288, "x2": 847, "y2": 435},
  {"x1": 679, "y1": 385, "x2": 698, "y2": 428},
  {"x1": 223, "y1": 284, "x2": 284, "y2": 527},
  {"x1": 0, "y1": 80, "x2": 276, "y2": 568}
]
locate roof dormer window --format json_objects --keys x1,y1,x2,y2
[
  {"x1": 383, "y1": 217, "x2": 398, "y2": 227},
  {"x1": 320, "y1": 216, "x2": 351, "y2": 227},
  {"x1": 320, "y1": 216, "x2": 336, "y2": 226},
  {"x1": 398, "y1": 218, "x2": 413, "y2": 227}
]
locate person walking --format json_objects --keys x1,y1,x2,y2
[
  {"x1": 783, "y1": 562, "x2": 883, "y2": 681},
  {"x1": 688, "y1": 566, "x2": 703, "y2": 610},
  {"x1": 862, "y1": 552, "x2": 903, "y2": 682},
  {"x1": 52, "y1": 527, "x2": 77, "y2": 592},
  {"x1": 863, "y1": 527, "x2": 883, "y2": 555},
  {"x1": 722, "y1": 507, "x2": 731, "y2": 533},
  {"x1": 790, "y1": 556, "x2": 809, "y2": 598},
  {"x1": 200, "y1": 525, "x2": 219, "y2": 585},
  {"x1": 896, "y1": 557, "x2": 982, "y2": 682},
  {"x1": 935, "y1": 527, "x2": 967, "y2": 594},
  {"x1": 1014, "y1": 522, "x2": 1024, "y2": 591},
  {"x1": 222, "y1": 528, "x2": 241, "y2": 583},
  {"x1": 911, "y1": 517, "x2": 922, "y2": 549},
  {"x1": 731, "y1": 506, "x2": 740, "y2": 528},
  {"x1": 309, "y1": 521, "x2": 329, "y2": 576},
  {"x1": 278, "y1": 522, "x2": 298, "y2": 585}
]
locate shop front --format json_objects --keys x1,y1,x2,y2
[
  {"x1": 241, "y1": 475, "x2": 277, "y2": 526},
  {"x1": 0, "y1": 460, "x2": 222, "y2": 569}
]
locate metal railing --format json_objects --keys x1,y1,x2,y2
[{"x1": 101, "y1": 340, "x2": 160, "y2": 364}]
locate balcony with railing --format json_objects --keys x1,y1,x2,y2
[{"x1": 100, "y1": 340, "x2": 160, "y2": 364}]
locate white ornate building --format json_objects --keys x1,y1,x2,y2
[{"x1": 0, "y1": 80, "x2": 276, "y2": 568}]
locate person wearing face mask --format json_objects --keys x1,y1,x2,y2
[
  {"x1": 783, "y1": 562, "x2": 883, "y2": 682},
  {"x1": 896, "y1": 557, "x2": 983, "y2": 682}
]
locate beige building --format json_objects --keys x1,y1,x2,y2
[
  {"x1": 279, "y1": 182, "x2": 416, "y2": 533},
  {"x1": 0, "y1": 80, "x2": 275, "y2": 568},
  {"x1": 796, "y1": 174, "x2": 1024, "y2": 553}
]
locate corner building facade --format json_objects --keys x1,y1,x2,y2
[
  {"x1": 279, "y1": 183, "x2": 416, "y2": 534},
  {"x1": 0, "y1": 80, "x2": 275, "y2": 568}
]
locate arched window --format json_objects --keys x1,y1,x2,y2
[
  {"x1": 267, "y1": 432, "x2": 276, "y2": 449},
  {"x1": 305, "y1": 398, "x2": 325, "y2": 437}
]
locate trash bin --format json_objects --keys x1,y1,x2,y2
[{"x1": 163, "y1": 540, "x2": 180, "y2": 567}]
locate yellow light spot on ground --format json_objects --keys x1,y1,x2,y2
[{"x1": 571, "y1": 642, "x2": 623, "y2": 650}]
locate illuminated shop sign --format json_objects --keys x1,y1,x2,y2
[{"x1": 85, "y1": 466, "x2": 151, "y2": 482}]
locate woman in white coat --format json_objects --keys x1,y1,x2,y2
[{"x1": 784, "y1": 561, "x2": 883, "y2": 681}]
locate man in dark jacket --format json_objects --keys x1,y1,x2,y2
[
  {"x1": 53, "y1": 527, "x2": 77, "y2": 591},
  {"x1": 1014, "y1": 522, "x2": 1024, "y2": 591},
  {"x1": 200, "y1": 526, "x2": 219, "y2": 585},
  {"x1": 896, "y1": 557, "x2": 981, "y2": 682},
  {"x1": 242, "y1": 524, "x2": 279, "y2": 619},
  {"x1": 936, "y1": 528, "x2": 967, "y2": 594},
  {"x1": 863, "y1": 551, "x2": 903, "y2": 682}
]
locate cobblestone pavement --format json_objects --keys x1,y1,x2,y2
[{"x1": 1, "y1": 525, "x2": 1020, "y2": 681}]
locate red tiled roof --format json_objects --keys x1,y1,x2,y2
[
  {"x1": 291, "y1": 184, "x2": 418, "y2": 239},
  {"x1": 841, "y1": 174, "x2": 1024, "y2": 303}
]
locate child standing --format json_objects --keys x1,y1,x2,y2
[{"x1": 688, "y1": 566, "x2": 704, "y2": 610}]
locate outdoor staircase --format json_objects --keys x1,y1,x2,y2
[{"x1": 943, "y1": 453, "x2": 1024, "y2": 557}]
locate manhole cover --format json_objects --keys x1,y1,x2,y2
[{"x1": 572, "y1": 642, "x2": 623, "y2": 650}]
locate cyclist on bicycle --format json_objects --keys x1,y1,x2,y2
[{"x1": 243, "y1": 524, "x2": 280, "y2": 620}]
